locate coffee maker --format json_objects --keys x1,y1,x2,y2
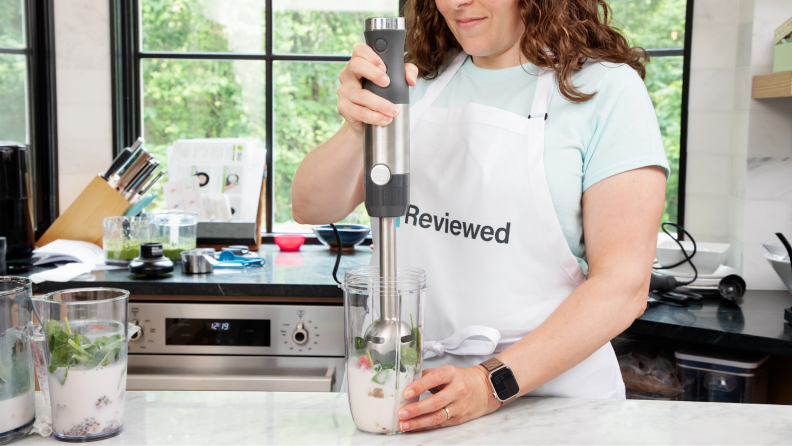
[{"x1": 0, "y1": 143, "x2": 36, "y2": 272}]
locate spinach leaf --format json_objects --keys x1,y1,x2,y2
[{"x1": 45, "y1": 319, "x2": 125, "y2": 384}]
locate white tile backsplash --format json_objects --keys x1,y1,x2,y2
[
  {"x1": 752, "y1": 0, "x2": 792, "y2": 22},
  {"x1": 694, "y1": 0, "x2": 741, "y2": 25},
  {"x1": 736, "y1": 22, "x2": 753, "y2": 67},
  {"x1": 745, "y1": 157, "x2": 792, "y2": 200},
  {"x1": 53, "y1": 0, "x2": 110, "y2": 70},
  {"x1": 691, "y1": 25, "x2": 740, "y2": 70},
  {"x1": 731, "y1": 156, "x2": 747, "y2": 199},
  {"x1": 742, "y1": 200, "x2": 792, "y2": 243},
  {"x1": 57, "y1": 104, "x2": 113, "y2": 142},
  {"x1": 739, "y1": 0, "x2": 756, "y2": 24},
  {"x1": 686, "y1": 154, "x2": 731, "y2": 195},
  {"x1": 688, "y1": 69, "x2": 736, "y2": 112},
  {"x1": 746, "y1": 112, "x2": 792, "y2": 157},
  {"x1": 684, "y1": 194, "x2": 730, "y2": 240},
  {"x1": 688, "y1": 111, "x2": 733, "y2": 155}
]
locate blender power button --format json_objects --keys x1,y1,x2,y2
[{"x1": 292, "y1": 323, "x2": 309, "y2": 345}]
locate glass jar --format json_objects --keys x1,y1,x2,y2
[
  {"x1": 149, "y1": 211, "x2": 199, "y2": 260},
  {"x1": 31, "y1": 288, "x2": 130, "y2": 442},
  {"x1": 102, "y1": 216, "x2": 151, "y2": 266},
  {"x1": 0, "y1": 277, "x2": 36, "y2": 443},
  {"x1": 342, "y1": 266, "x2": 426, "y2": 435}
]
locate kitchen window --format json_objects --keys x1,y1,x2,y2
[
  {"x1": 0, "y1": 0, "x2": 58, "y2": 237},
  {"x1": 112, "y1": 0, "x2": 690, "y2": 234}
]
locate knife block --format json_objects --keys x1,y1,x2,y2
[{"x1": 37, "y1": 175, "x2": 130, "y2": 248}]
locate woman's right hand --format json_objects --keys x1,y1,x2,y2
[{"x1": 338, "y1": 43, "x2": 419, "y2": 139}]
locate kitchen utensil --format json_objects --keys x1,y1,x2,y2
[
  {"x1": 117, "y1": 150, "x2": 150, "y2": 191},
  {"x1": 103, "y1": 216, "x2": 151, "y2": 266},
  {"x1": 0, "y1": 277, "x2": 36, "y2": 443},
  {"x1": 181, "y1": 249, "x2": 217, "y2": 274},
  {"x1": 221, "y1": 245, "x2": 250, "y2": 256},
  {"x1": 313, "y1": 225, "x2": 370, "y2": 251},
  {"x1": 358, "y1": 17, "x2": 413, "y2": 374},
  {"x1": 101, "y1": 148, "x2": 132, "y2": 181},
  {"x1": 137, "y1": 171, "x2": 164, "y2": 197},
  {"x1": 200, "y1": 254, "x2": 244, "y2": 269},
  {"x1": 274, "y1": 234, "x2": 305, "y2": 252},
  {"x1": 342, "y1": 265, "x2": 425, "y2": 434},
  {"x1": 125, "y1": 165, "x2": 159, "y2": 200},
  {"x1": 217, "y1": 250, "x2": 265, "y2": 266},
  {"x1": 149, "y1": 211, "x2": 199, "y2": 260},
  {"x1": 656, "y1": 241, "x2": 730, "y2": 275},
  {"x1": 31, "y1": 288, "x2": 131, "y2": 441},
  {"x1": 129, "y1": 243, "x2": 174, "y2": 276},
  {"x1": 124, "y1": 192, "x2": 158, "y2": 217},
  {"x1": 0, "y1": 143, "x2": 35, "y2": 267},
  {"x1": 124, "y1": 159, "x2": 159, "y2": 197}
]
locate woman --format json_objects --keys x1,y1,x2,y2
[{"x1": 292, "y1": 0, "x2": 668, "y2": 432}]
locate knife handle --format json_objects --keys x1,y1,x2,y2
[{"x1": 102, "y1": 148, "x2": 132, "y2": 180}]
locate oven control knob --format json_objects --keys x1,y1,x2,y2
[
  {"x1": 130, "y1": 319, "x2": 143, "y2": 342},
  {"x1": 292, "y1": 323, "x2": 309, "y2": 345}
]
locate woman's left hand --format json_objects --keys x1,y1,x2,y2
[{"x1": 397, "y1": 365, "x2": 501, "y2": 432}]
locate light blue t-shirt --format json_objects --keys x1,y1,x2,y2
[{"x1": 410, "y1": 56, "x2": 670, "y2": 275}]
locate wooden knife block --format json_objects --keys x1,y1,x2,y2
[{"x1": 37, "y1": 175, "x2": 130, "y2": 248}]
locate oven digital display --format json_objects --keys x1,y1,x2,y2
[{"x1": 165, "y1": 318, "x2": 270, "y2": 347}]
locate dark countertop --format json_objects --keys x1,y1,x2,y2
[
  {"x1": 628, "y1": 290, "x2": 792, "y2": 357},
  {"x1": 26, "y1": 244, "x2": 792, "y2": 356},
  {"x1": 29, "y1": 245, "x2": 372, "y2": 298}
]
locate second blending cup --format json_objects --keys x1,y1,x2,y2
[
  {"x1": 31, "y1": 288, "x2": 130, "y2": 442},
  {"x1": 342, "y1": 266, "x2": 426, "y2": 435}
]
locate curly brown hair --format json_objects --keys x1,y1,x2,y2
[{"x1": 404, "y1": 0, "x2": 648, "y2": 103}]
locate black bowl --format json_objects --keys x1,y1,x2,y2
[{"x1": 312, "y1": 224, "x2": 370, "y2": 250}]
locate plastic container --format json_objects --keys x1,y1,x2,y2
[
  {"x1": 0, "y1": 277, "x2": 36, "y2": 443},
  {"x1": 342, "y1": 266, "x2": 426, "y2": 435},
  {"x1": 102, "y1": 216, "x2": 151, "y2": 266},
  {"x1": 675, "y1": 348, "x2": 769, "y2": 404},
  {"x1": 149, "y1": 211, "x2": 198, "y2": 260},
  {"x1": 274, "y1": 234, "x2": 305, "y2": 252},
  {"x1": 31, "y1": 288, "x2": 131, "y2": 442}
]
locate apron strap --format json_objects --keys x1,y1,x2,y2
[
  {"x1": 411, "y1": 52, "x2": 467, "y2": 116},
  {"x1": 423, "y1": 326, "x2": 502, "y2": 359}
]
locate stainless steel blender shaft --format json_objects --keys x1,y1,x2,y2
[{"x1": 379, "y1": 216, "x2": 397, "y2": 320}]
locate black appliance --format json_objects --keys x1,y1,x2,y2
[{"x1": 0, "y1": 143, "x2": 36, "y2": 270}]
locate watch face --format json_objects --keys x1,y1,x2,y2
[{"x1": 491, "y1": 366, "x2": 519, "y2": 401}]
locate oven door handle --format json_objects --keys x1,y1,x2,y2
[{"x1": 127, "y1": 366, "x2": 335, "y2": 392}]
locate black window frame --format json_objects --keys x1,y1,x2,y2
[
  {"x1": 1, "y1": 0, "x2": 59, "y2": 239},
  {"x1": 111, "y1": 0, "x2": 692, "y2": 236}
]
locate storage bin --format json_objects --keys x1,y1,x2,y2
[{"x1": 675, "y1": 349, "x2": 768, "y2": 404}]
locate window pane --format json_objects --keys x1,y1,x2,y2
[
  {"x1": 644, "y1": 56, "x2": 683, "y2": 224},
  {"x1": 274, "y1": 0, "x2": 398, "y2": 54},
  {"x1": 273, "y1": 61, "x2": 369, "y2": 232},
  {"x1": 141, "y1": 0, "x2": 265, "y2": 53},
  {"x1": 141, "y1": 58, "x2": 266, "y2": 209},
  {"x1": 0, "y1": 54, "x2": 28, "y2": 143},
  {"x1": 608, "y1": 0, "x2": 686, "y2": 49},
  {"x1": 0, "y1": 0, "x2": 25, "y2": 48}
]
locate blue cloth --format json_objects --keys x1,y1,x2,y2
[{"x1": 410, "y1": 56, "x2": 670, "y2": 275}]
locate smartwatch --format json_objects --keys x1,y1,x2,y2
[{"x1": 479, "y1": 358, "x2": 520, "y2": 403}]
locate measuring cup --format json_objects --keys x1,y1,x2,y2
[
  {"x1": 342, "y1": 266, "x2": 426, "y2": 434},
  {"x1": 0, "y1": 277, "x2": 36, "y2": 443}
]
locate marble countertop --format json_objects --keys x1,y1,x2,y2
[{"x1": 15, "y1": 391, "x2": 792, "y2": 445}]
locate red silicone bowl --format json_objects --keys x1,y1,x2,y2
[{"x1": 274, "y1": 234, "x2": 306, "y2": 252}]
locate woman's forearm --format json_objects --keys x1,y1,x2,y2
[
  {"x1": 292, "y1": 122, "x2": 366, "y2": 224},
  {"x1": 497, "y1": 272, "x2": 647, "y2": 395}
]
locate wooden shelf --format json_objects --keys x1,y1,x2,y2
[{"x1": 752, "y1": 71, "x2": 792, "y2": 98}]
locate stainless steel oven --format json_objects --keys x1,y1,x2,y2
[{"x1": 127, "y1": 303, "x2": 344, "y2": 392}]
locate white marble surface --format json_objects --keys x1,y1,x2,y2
[{"x1": 14, "y1": 391, "x2": 792, "y2": 445}]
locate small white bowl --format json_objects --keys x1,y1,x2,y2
[
  {"x1": 655, "y1": 241, "x2": 730, "y2": 275},
  {"x1": 766, "y1": 253, "x2": 792, "y2": 295}
]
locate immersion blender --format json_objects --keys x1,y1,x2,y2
[{"x1": 361, "y1": 17, "x2": 413, "y2": 355}]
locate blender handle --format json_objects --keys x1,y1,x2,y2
[{"x1": 362, "y1": 20, "x2": 409, "y2": 105}]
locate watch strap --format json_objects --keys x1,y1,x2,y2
[{"x1": 480, "y1": 357, "x2": 505, "y2": 373}]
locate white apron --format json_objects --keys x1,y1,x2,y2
[{"x1": 371, "y1": 53, "x2": 624, "y2": 399}]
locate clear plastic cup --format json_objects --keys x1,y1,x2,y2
[
  {"x1": 148, "y1": 211, "x2": 198, "y2": 260},
  {"x1": 31, "y1": 288, "x2": 130, "y2": 442},
  {"x1": 102, "y1": 216, "x2": 151, "y2": 266},
  {"x1": 342, "y1": 266, "x2": 426, "y2": 435},
  {"x1": 0, "y1": 277, "x2": 36, "y2": 443}
]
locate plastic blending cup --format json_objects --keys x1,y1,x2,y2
[
  {"x1": 31, "y1": 288, "x2": 131, "y2": 442},
  {"x1": 0, "y1": 277, "x2": 36, "y2": 443},
  {"x1": 342, "y1": 266, "x2": 426, "y2": 434},
  {"x1": 103, "y1": 216, "x2": 151, "y2": 266},
  {"x1": 148, "y1": 211, "x2": 198, "y2": 260}
]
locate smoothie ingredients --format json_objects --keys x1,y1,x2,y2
[
  {"x1": 45, "y1": 319, "x2": 124, "y2": 383},
  {"x1": 0, "y1": 391, "x2": 34, "y2": 434},
  {"x1": 0, "y1": 328, "x2": 35, "y2": 434}
]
